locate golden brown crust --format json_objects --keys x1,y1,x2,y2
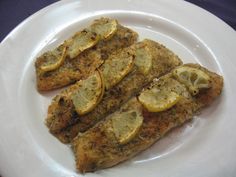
[
  {"x1": 72, "y1": 64, "x2": 223, "y2": 172},
  {"x1": 35, "y1": 25, "x2": 138, "y2": 91},
  {"x1": 46, "y1": 39, "x2": 183, "y2": 143}
]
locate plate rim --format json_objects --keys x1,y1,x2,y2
[{"x1": 0, "y1": 0, "x2": 236, "y2": 177}]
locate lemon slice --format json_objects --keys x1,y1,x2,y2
[
  {"x1": 100, "y1": 52, "x2": 134, "y2": 90},
  {"x1": 39, "y1": 45, "x2": 67, "y2": 72},
  {"x1": 138, "y1": 88, "x2": 180, "y2": 112},
  {"x1": 134, "y1": 46, "x2": 152, "y2": 75},
  {"x1": 173, "y1": 66, "x2": 210, "y2": 95},
  {"x1": 90, "y1": 18, "x2": 118, "y2": 40},
  {"x1": 111, "y1": 109, "x2": 143, "y2": 144},
  {"x1": 70, "y1": 71, "x2": 104, "y2": 115},
  {"x1": 66, "y1": 30, "x2": 100, "y2": 59}
]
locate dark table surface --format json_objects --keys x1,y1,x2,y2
[{"x1": 0, "y1": 0, "x2": 235, "y2": 42}]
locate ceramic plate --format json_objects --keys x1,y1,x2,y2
[{"x1": 0, "y1": 0, "x2": 236, "y2": 176}]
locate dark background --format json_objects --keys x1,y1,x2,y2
[{"x1": 0, "y1": 0, "x2": 235, "y2": 42}]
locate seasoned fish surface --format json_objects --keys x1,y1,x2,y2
[
  {"x1": 35, "y1": 25, "x2": 138, "y2": 91},
  {"x1": 72, "y1": 64, "x2": 223, "y2": 172},
  {"x1": 46, "y1": 39, "x2": 183, "y2": 143}
]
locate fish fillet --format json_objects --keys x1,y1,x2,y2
[
  {"x1": 35, "y1": 24, "x2": 138, "y2": 91},
  {"x1": 72, "y1": 64, "x2": 223, "y2": 172},
  {"x1": 46, "y1": 39, "x2": 182, "y2": 143}
]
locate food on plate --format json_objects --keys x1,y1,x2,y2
[
  {"x1": 134, "y1": 45, "x2": 152, "y2": 74},
  {"x1": 35, "y1": 18, "x2": 138, "y2": 91},
  {"x1": 36, "y1": 18, "x2": 224, "y2": 173},
  {"x1": 45, "y1": 39, "x2": 182, "y2": 143},
  {"x1": 111, "y1": 109, "x2": 143, "y2": 145},
  {"x1": 173, "y1": 66, "x2": 210, "y2": 95},
  {"x1": 65, "y1": 29, "x2": 100, "y2": 59},
  {"x1": 138, "y1": 88, "x2": 181, "y2": 112},
  {"x1": 72, "y1": 64, "x2": 223, "y2": 172},
  {"x1": 100, "y1": 49, "x2": 135, "y2": 90},
  {"x1": 89, "y1": 18, "x2": 118, "y2": 40},
  {"x1": 70, "y1": 71, "x2": 105, "y2": 115},
  {"x1": 39, "y1": 45, "x2": 67, "y2": 73}
]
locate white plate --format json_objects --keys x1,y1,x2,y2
[{"x1": 0, "y1": 0, "x2": 236, "y2": 177}]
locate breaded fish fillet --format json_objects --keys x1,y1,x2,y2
[
  {"x1": 46, "y1": 39, "x2": 182, "y2": 143},
  {"x1": 35, "y1": 24, "x2": 138, "y2": 91},
  {"x1": 72, "y1": 64, "x2": 223, "y2": 172}
]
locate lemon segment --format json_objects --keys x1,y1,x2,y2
[
  {"x1": 134, "y1": 46, "x2": 152, "y2": 75},
  {"x1": 173, "y1": 66, "x2": 210, "y2": 95},
  {"x1": 39, "y1": 45, "x2": 67, "y2": 72},
  {"x1": 90, "y1": 18, "x2": 118, "y2": 40},
  {"x1": 66, "y1": 30, "x2": 100, "y2": 59},
  {"x1": 70, "y1": 71, "x2": 104, "y2": 115},
  {"x1": 111, "y1": 109, "x2": 143, "y2": 144},
  {"x1": 138, "y1": 88, "x2": 180, "y2": 112},
  {"x1": 100, "y1": 52, "x2": 134, "y2": 90}
]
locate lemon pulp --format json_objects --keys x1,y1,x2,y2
[
  {"x1": 40, "y1": 45, "x2": 67, "y2": 72},
  {"x1": 134, "y1": 46, "x2": 152, "y2": 75},
  {"x1": 173, "y1": 66, "x2": 210, "y2": 95},
  {"x1": 100, "y1": 51, "x2": 134, "y2": 90},
  {"x1": 138, "y1": 88, "x2": 180, "y2": 112},
  {"x1": 70, "y1": 70, "x2": 104, "y2": 115},
  {"x1": 66, "y1": 30, "x2": 100, "y2": 59},
  {"x1": 90, "y1": 18, "x2": 118, "y2": 40},
  {"x1": 111, "y1": 109, "x2": 143, "y2": 144}
]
